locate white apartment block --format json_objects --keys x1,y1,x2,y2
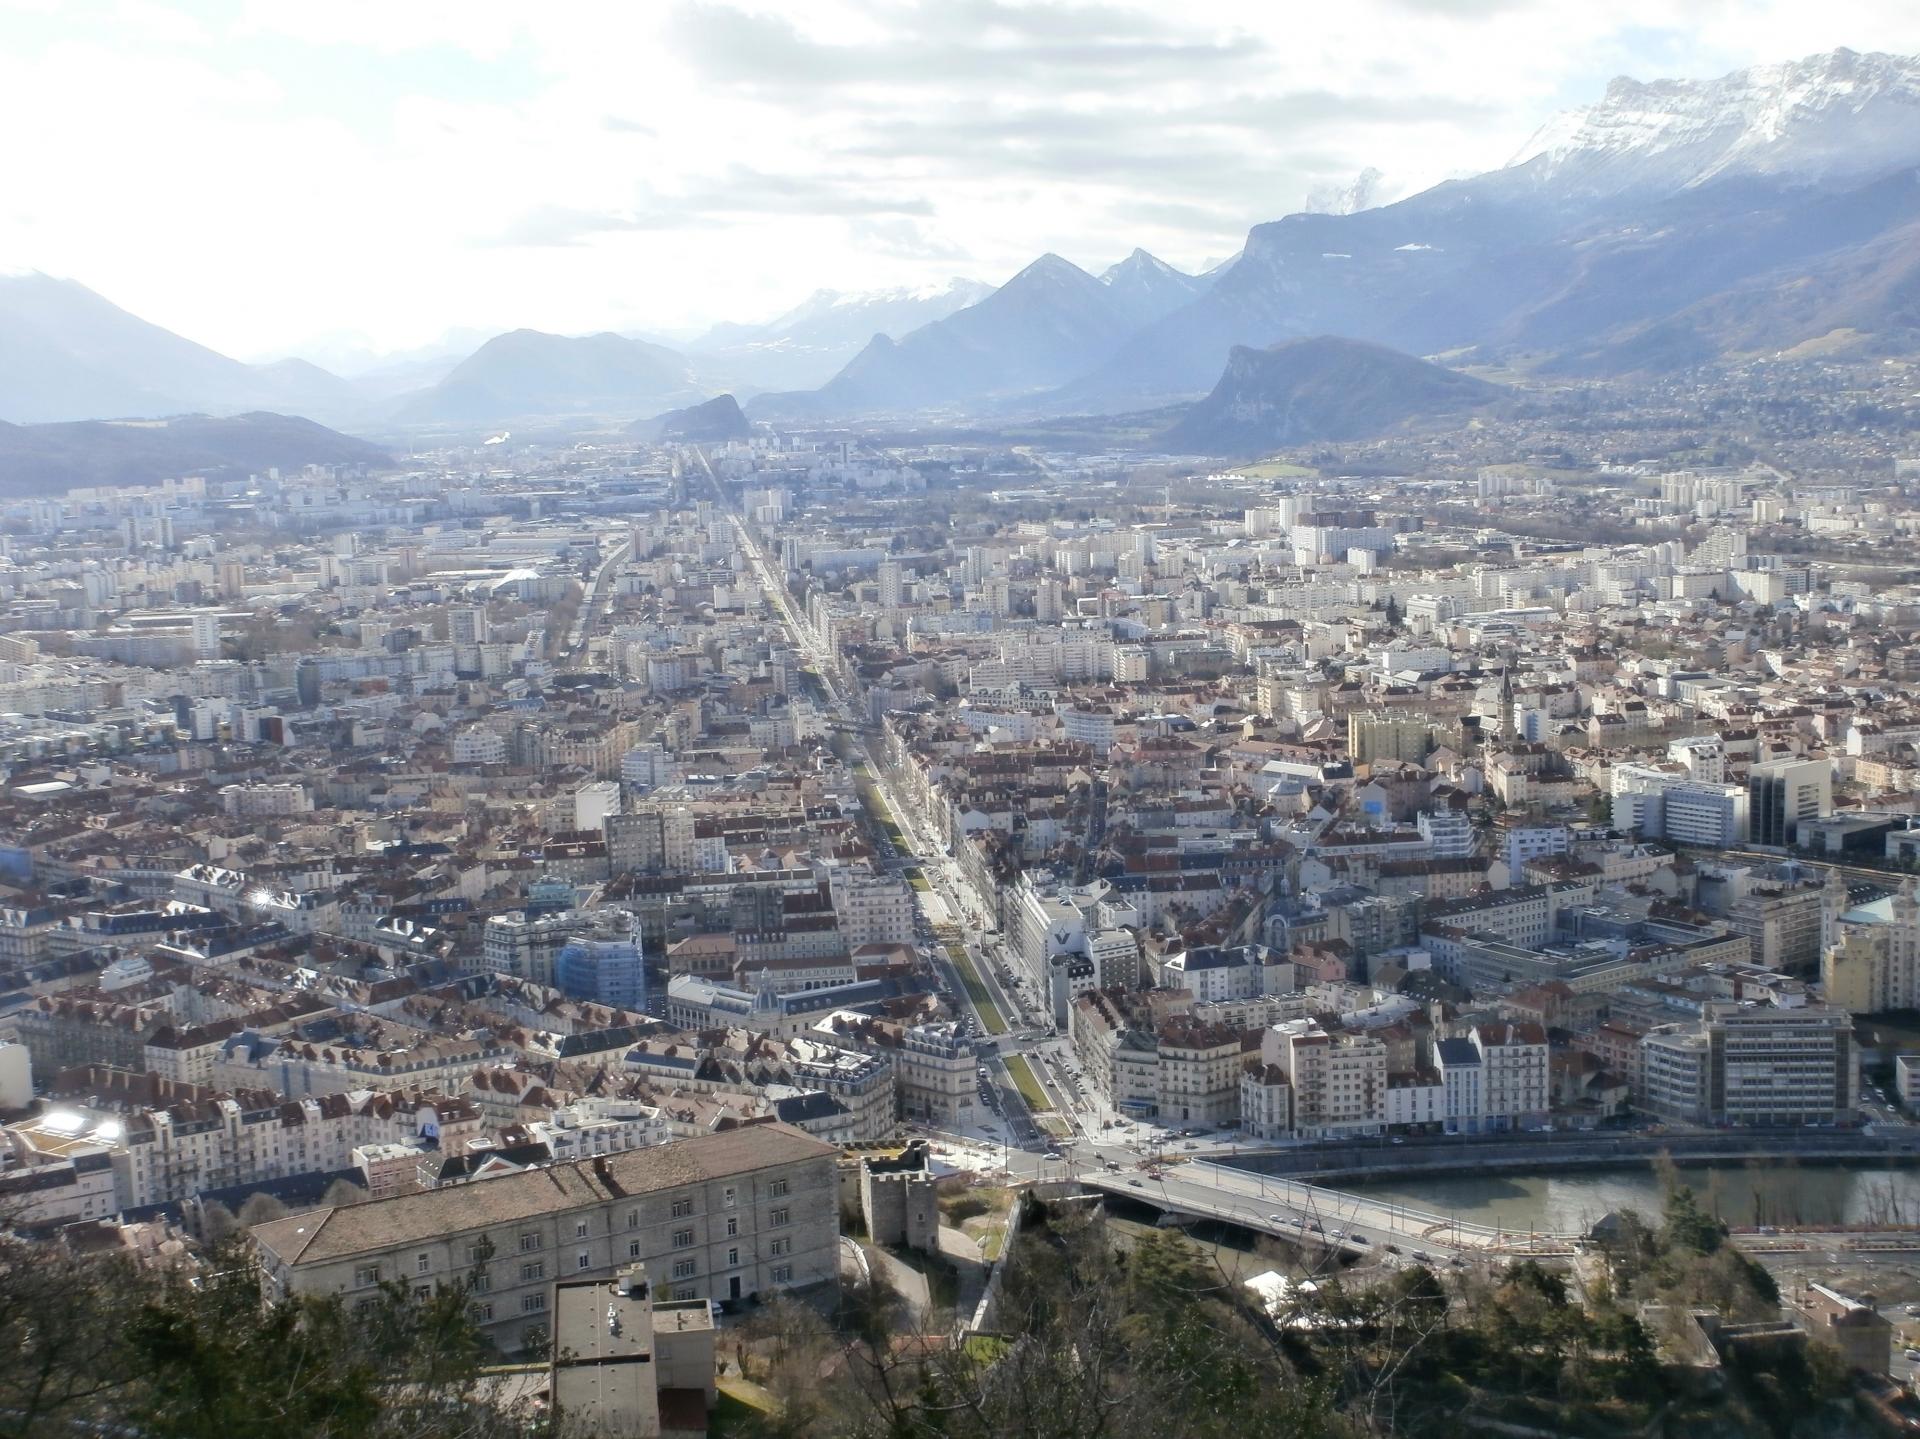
[{"x1": 1262, "y1": 1019, "x2": 1386, "y2": 1139}]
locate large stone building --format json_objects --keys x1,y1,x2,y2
[{"x1": 250, "y1": 1124, "x2": 838, "y2": 1354}]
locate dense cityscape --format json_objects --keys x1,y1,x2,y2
[
  {"x1": 0, "y1": 359, "x2": 1915, "y2": 1432},
  {"x1": 13, "y1": 9, "x2": 1920, "y2": 1439}
]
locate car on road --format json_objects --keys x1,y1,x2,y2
[
  {"x1": 1412, "y1": 1251, "x2": 1431, "y2": 1263},
  {"x1": 1383, "y1": 1244, "x2": 1401, "y2": 1255},
  {"x1": 1268, "y1": 1214, "x2": 1286, "y2": 1225},
  {"x1": 1128, "y1": 1178, "x2": 1144, "y2": 1188},
  {"x1": 1348, "y1": 1233, "x2": 1366, "y2": 1245}
]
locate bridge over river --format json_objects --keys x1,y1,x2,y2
[{"x1": 1080, "y1": 1161, "x2": 1581, "y2": 1259}]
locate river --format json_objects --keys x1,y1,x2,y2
[{"x1": 1335, "y1": 1162, "x2": 1920, "y2": 1234}]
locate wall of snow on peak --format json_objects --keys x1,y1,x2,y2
[{"x1": 1503, "y1": 48, "x2": 1920, "y2": 191}]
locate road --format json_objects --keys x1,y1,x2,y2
[
  {"x1": 1074, "y1": 1160, "x2": 1578, "y2": 1259},
  {"x1": 563, "y1": 528, "x2": 636, "y2": 658},
  {"x1": 688, "y1": 443, "x2": 1920, "y2": 1237},
  {"x1": 691, "y1": 445, "x2": 1067, "y2": 1146}
]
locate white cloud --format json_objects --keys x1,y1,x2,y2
[{"x1": 1, "y1": 0, "x2": 1917, "y2": 358}]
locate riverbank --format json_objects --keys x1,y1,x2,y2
[
  {"x1": 1220, "y1": 1129, "x2": 1920, "y2": 1188},
  {"x1": 1329, "y1": 1162, "x2": 1920, "y2": 1234}
]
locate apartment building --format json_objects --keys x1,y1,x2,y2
[
  {"x1": 1823, "y1": 878, "x2": 1920, "y2": 1012},
  {"x1": 826, "y1": 866, "x2": 916, "y2": 949},
  {"x1": 550, "y1": 1265, "x2": 717, "y2": 1437},
  {"x1": 484, "y1": 909, "x2": 580, "y2": 986},
  {"x1": 1639, "y1": 1004, "x2": 1855, "y2": 1126},
  {"x1": 251, "y1": 1124, "x2": 838, "y2": 1355},
  {"x1": 1262, "y1": 1019, "x2": 1387, "y2": 1139},
  {"x1": 1475, "y1": 1021, "x2": 1550, "y2": 1129},
  {"x1": 1155, "y1": 1018, "x2": 1243, "y2": 1127},
  {"x1": 813, "y1": 1011, "x2": 976, "y2": 1126}
]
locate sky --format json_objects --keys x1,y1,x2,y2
[{"x1": 4, "y1": 0, "x2": 1920, "y2": 365}]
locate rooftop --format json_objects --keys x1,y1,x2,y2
[{"x1": 251, "y1": 1122, "x2": 832, "y2": 1266}]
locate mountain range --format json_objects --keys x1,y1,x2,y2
[
  {"x1": 683, "y1": 278, "x2": 992, "y2": 393},
  {"x1": 7, "y1": 47, "x2": 1920, "y2": 444},
  {"x1": 751, "y1": 251, "x2": 1210, "y2": 420},
  {"x1": 0, "y1": 273, "x2": 360, "y2": 425}
]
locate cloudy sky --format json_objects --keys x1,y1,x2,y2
[{"x1": 3, "y1": 0, "x2": 1919, "y2": 363}]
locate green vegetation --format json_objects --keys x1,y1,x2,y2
[
  {"x1": 724, "y1": 1179, "x2": 1861, "y2": 1439},
  {"x1": 944, "y1": 942, "x2": 1008, "y2": 1034},
  {"x1": 724, "y1": 1205, "x2": 1340, "y2": 1439},
  {"x1": 1001, "y1": 1054, "x2": 1052, "y2": 1112},
  {"x1": 940, "y1": 1186, "x2": 1015, "y2": 1225},
  {"x1": 852, "y1": 764, "x2": 910, "y2": 851},
  {"x1": 905, "y1": 867, "x2": 931, "y2": 892},
  {"x1": 961, "y1": 1334, "x2": 1010, "y2": 1364},
  {"x1": 0, "y1": 1232, "x2": 526, "y2": 1439},
  {"x1": 942, "y1": 1186, "x2": 1016, "y2": 1261},
  {"x1": 712, "y1": 1385, "x2": 775, "y2": 1437}
]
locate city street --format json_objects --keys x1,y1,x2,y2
[{"x1": 705, "y1": 448, "x2": 1067, "y2": 1146}]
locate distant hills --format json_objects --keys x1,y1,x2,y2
[
  {"x1": 629, "y1": 393, "x2": 751, "y2": 445},
  {"x1": 0, "y1": 273, "x2": 362, "y2": 425},
  {"x1": 0, "y1": 412, "x2": 391, "y2": 494},
  {"x1": 1162, "y1": 337, "x2": 1507, "y2": 454},
  {"x1": 391, "y1": 329, "x2": 704, "y2": 426}
]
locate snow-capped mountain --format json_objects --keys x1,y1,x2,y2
[
  {"x1": 1303, "y1": 167, "x2": 1388, "y2": 216},
  {"x1": 1098, "y1": 249, "x2": 1209, "y2": 328},
  {"x1": 1507, "y1": 48, "x2": 1920, "y2": 196},
  {"x1": 1057, "y1": 47, "x2": 1920, "y2": 410},
  {"x1": 688, "y1": 277, "x2": 989, "y2": 392}
]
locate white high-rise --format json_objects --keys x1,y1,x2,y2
[
  {"x1": 877, "y1": 560, "x2": 904, "y2": 609},
  {"x1": 189, "y1": 613, "x2": 221, "y2": 662}
]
